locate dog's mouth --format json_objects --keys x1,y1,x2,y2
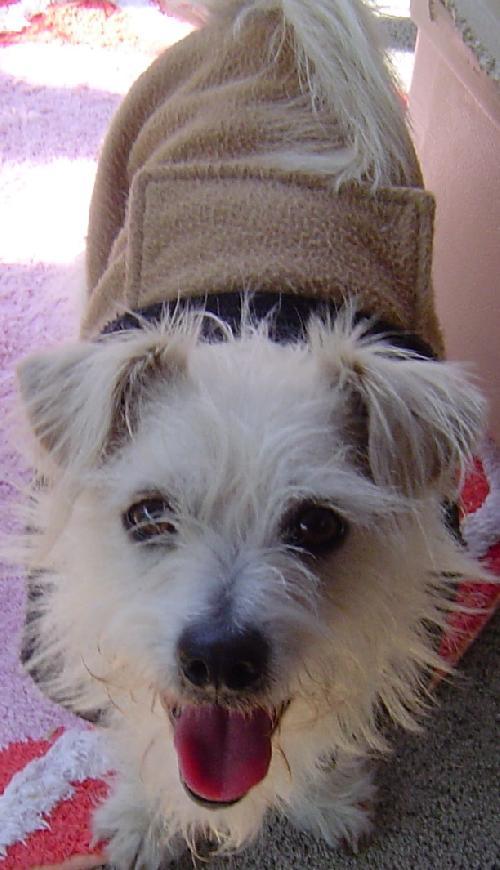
[{"x1": 166, "y1": 701, "x2": 286, "y2": 807}]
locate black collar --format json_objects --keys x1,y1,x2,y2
[{"x1": 101, "y1": 291, "x2": 435, "y2": 358}]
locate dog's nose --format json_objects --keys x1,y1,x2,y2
[{"x1": 177, "y1": 622, "x2": 269, "y2": 692}]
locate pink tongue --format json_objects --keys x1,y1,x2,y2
[{"x1": 173, "y1": 705, "x2": 272, "y2": 803}]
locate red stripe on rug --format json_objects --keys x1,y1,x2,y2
[
  {"x1": 0, "y1": 730, "x2": 63, "y2": 793},
  {"x1": 460, "y1": 459, "x2": 490, "y2": 515},
  {"x1": 440, "y1": 539, "x2": 500, "y2": 668},
  {"x1": 2, "y1": 778, "x2": 108, "y2": 870}
]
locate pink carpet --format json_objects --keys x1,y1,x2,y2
[{"x1": 0, "y1": 2, "x2": 498, "y2": 867}]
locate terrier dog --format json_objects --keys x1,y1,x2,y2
[{"x1": 17, "y1": 1, "x2": 486, "y2": 867}]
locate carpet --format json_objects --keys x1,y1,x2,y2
[{"x1": 0, "y1": 2, "x2": 498, "y2": 868}]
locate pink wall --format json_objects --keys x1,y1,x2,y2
[{"x1": 410, "y1": 0, "x2": 500, "y2": 442}]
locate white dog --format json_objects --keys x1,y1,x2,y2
[{"x1": 17, "y1": 1, "x2": 486, "y2": 867}]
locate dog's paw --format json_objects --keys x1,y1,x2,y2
[
  {"x1": 316, "y1": 792, "x2": 375, "y2": 854},
  {"x1": 93, "y1": 791, "x2": 182, "y2": 870},
  {"x1": 289, "y1": 757, "x2": 376, "y2": 853},
  {"x1": 325, "y1": 760, "x2": 376, "y2": 853},
  {"x1": 338, "y1": 800, "x2": 375, "y2": 855},
  {"x1": 93, "y1": 803, "x2": 153, "y2": 870}
]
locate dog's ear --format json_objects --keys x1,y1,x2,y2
[
  {"x1": 17, "y1": 331, "x2": 187, "y2": 471},
  {"x1": 312, "y1": 311, "x2": 486, "y2": 497}
]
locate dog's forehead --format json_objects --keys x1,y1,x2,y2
[
  {"x1": 114, "y1": 337, "x2": 348, "y2": 498},
  {"x1": 190, "y1": 337, "x2": 326, "y2": 418}
]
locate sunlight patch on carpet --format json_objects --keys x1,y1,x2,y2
[{"x1": 1, "y1": 158, "x2": 96, "y2": 265}]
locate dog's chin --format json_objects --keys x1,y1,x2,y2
[{"x1": 161, "y1": 696, "x2": 288, "y2": 807}]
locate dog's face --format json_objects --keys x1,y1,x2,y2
[{"x1": 18, "y1": 311, "x2": 484, "y2": 808}]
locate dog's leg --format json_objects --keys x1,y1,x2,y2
[
  {"x1": 93, "y1": 775, "x2": 184, "y2": 870},
  {"x1": 287, "y1": 756, "x2": 376, "y2": 853}
]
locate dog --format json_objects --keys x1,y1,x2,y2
[{"x1": 17, "y1": 1, "x2": 487, "y2": 867}]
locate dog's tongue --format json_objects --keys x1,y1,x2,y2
[{"x1": 173, "y1": 705, "x2": 272, "y2": 803}]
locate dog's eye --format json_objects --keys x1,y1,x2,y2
[
  {"x1": 123, "y1": 496, "x2": 176, "y2": 542},
  {"x1": 283, "y1": 504, "x2": 347, "y2": 554}
]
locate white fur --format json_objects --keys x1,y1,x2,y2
[{"x1": 17, "y1": 312, "x2": 487, "y2": 866}]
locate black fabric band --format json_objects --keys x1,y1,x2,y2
[{"x1": 101, "y1": 291, "x2": 436, "y2": 359}]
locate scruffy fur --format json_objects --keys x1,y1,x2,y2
[{"x1": 16, "y1": 1, "x2": 487, "y2": 868}]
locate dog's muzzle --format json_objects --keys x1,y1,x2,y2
[{"x1": 169, "y1": 620, "x2": 273, "y2": 806}]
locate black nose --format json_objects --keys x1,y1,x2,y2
[{"x1": 177, "y1": 621, "x2": 269, "y2": 692}]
